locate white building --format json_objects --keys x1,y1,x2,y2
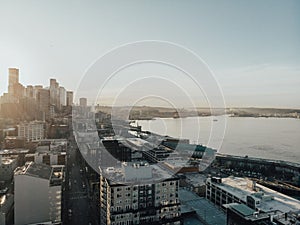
[
  {"x1": 206, "y1": 176, "x2": 300, "y2": 214},
  {"x1": 14, "y1": 162, "x2": 63, "y2": 225},
  {"x1": 17, "y1": 121, "x2": 45, "y2": 141}
]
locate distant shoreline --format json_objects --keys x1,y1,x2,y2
[
  {"x1": 131, "y1": 114, "x2": 300, "y2": 120},
  {"x1": 95, "y1": 105, "x2": 300, "y2": 120}
]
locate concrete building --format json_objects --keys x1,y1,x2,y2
[
  {"x1": 66, "y1": 91, "x2": 73, "y2": 106},
  {"x1": 33, "y1": 85, "x2": 43, "y2": 99},
  {"x1": 0, "y1": 155, "x2": 18, "y2": 181},
  {"x1": 17, "y1": 121, "x2": 45, "y2": 141},
  {"x1": 100, "y1": 162, "x2": 182, "y2": 225},
  {"x1": 79, "y1": 97, "x2": 87, "y2": 107},
  {"x1": 14, "y1": 162, "x2": 63, "y2": 225},
  {"x1": 7, "y1": 68, "x2": 25, "y2": 99},
  {"x1": 25, "y1": 85, "x2": 34, "y2": 98},
  {"x1": 59, "y1": 87, "x2": 66, "y2": 107},
  {"x1": 0, "y1": 149, "x2": 30, "y2": 167},
  {"x1": 26, "y1": 139, "x2": 68, "y2": 165},
  {"x1": 206, "y1": 177, "x2": 300, "y2": 214},
  {"x1": 8, "y1": 68, "x2": 19, "y2": 96},
  {"x1": 37, "y1": 89, "x2": 50, "y2": 120},
  {"x1": 179, "y1": 189, "x2": 226, "y2": 225},
  {"x1": 226, "y1": 203, "x2": 300, "y2": 225},
  {"x1": 25, "y1": 152, "x2": 66, "y2": 166},
  {"x1": 49, "y1": 79, "x2": 59, "y2": 107}
]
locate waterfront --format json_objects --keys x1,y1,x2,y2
[{"x1": 136, "y1": 116, "x2": 300, "y2": 163}]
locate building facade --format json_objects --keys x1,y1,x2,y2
[
  {"x1": 14, "y1": 162, "x2": 63, "y2": 225},
  {"x1": 79, "y1": 97, "x2": 87, "y2": 107},
  {"x1": 66, "y1": 91, "x2": 73, "y2": 106},
  {"x1": 206, "y1": 177, "x2": 300, "y2": 214},
  {"x1": 100, "y1": 163, "x2": 182, "y2": 225},
  {"x1": 0, "y1": 155, "x2": 18, "y2": 181},
  {"x1": 17, "y1": 121, "x2": 45, "y2": 141}
]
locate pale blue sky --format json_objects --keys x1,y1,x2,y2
[{"x1": 0, "y1": 0, "x2": 299, "y2": 108}]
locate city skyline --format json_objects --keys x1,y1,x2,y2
[
  {"x1": 0, "y1": 1, "x2": 300, "y2": 108},
  {"x1": 0, "y1": 2, "x2": 300, "y2": 225}
]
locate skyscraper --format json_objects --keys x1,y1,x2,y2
[
  {"x1": 8, "y1": 68, "x2": 19, "y2": 95},
  {"x1": 66, "y1": 91, "x2": 73, "y2": 106},
  {"x1": 37, "y1": 89, "x2": 50, "y2": 121},
  {"x1": 59, "y1": 87, "x2": 66, "y2": 107},
  {"x1": 49, "y1": 78, "x2": 59, "y2": 107},
  {"x1": 79, "y1": 97, "x2": 87, "y2": 107}
]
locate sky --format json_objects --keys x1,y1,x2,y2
[{"x1": 0, "y1": 0, "x2": 299, "y2": 108}]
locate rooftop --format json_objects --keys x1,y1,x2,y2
[
  {"x1": 228, "y1": 203, "x2": 255, "y2": 217},
  {"x1": 15, "y1": 162, "x2": 52, "y2": 179},
  {"x1": 100, "y1": 161, "x2": 176, "y2": 185},
  {"x1": 0, "y1": 148, "x2": 29, "y2": 155},
  {"x1": 208, "y1": 176, "x2": 300, "y2": 213},
  {"x1": 14, "y1": 162, "x2": 64, "y2": 185},
  {"x1": 179, "y1": 189, "x2": 226, "y2": 225},
  {"x1": 1, "y1": 155, "x2": 18, "y2": 165}
]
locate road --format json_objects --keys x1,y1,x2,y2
[{"x1": 64, "y1": 139, "x2": 93, "y2": 225}]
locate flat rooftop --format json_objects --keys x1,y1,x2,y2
[
  {"x1": 208, "y1": 177, "x2": 300, "y2": 213},
  {"x1": 1, "y1": 155, "x2": 18, "y2": 165},
  {"x1": 100, "y1": 161, "x2": 176, "y2": 185},
  {"x1": 179, "y1": 189, "x2": 226, "y2": 225},
  {"x1": 0, "y1": 148, "x2": 29, "y2": 155},
  {"x1": 120, "y1": 137, "x2": 157, "y2": 151},
  {"x1": 15, "y1": 162, "x2": 63, "y2": 185}
]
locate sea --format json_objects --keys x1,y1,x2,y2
[{"x1": 135, "y1": 116, "x2": 300, "y2": 164}]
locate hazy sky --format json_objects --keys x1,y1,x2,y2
[{"x1": 0, "y1": 0, "x2": 299, "y2": 108}]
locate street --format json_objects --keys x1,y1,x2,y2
[{"x1": 64, "y1": 139, "x2": 94, "y2": 225}]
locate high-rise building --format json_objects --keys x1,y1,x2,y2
[
  {"x1": 17, "y1": 121, "x2": 45, "y2": 141},
  {"x1": 59, "y1": 87, "x2": 66, "y2": 107},
  {"x1": 66, "y1": 91, "x2": 73, "y2": 106},
  {"x1": 79, "y1": 97, "x2": 87, "y2": 107},
  {"x1": 37, "y1": 89, "x2": 50, "y2": 120},
  {"x1": 25, "y1": 85, "x2": 34, "y2": 98},
  {"x1": 8, "y1": 68, "x2": 19, "y2": 95},
  {"x1": 14, "y1": 162, "x2": 63, "y2": 225},
  {"x1": 33, "y1": 85, "x2": 43, "y2": 99},
  {"x1": 100, "y1": 162, "x2": 181, "y2": 225},
  {"x1": 50, "y1": 78, "x2": 59, "y2": 107}
]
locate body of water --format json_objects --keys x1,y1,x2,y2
[{"x1": 136, "y1": 116, "x2": 300, "y2": 163}]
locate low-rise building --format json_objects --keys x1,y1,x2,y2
[
  {"x1": 0, "y1": 149, "x2": 30, "y2": 166},
  {"x1": 25, "y1": 152, "x2": 66, "y2": 166},
  {"x1": 206, "y1": 177, "x2": 300, "y2": 214},
  {"x1": 17, "y1": 121, "x2": 45, "y2": 141},
  {"x1": 0, "y1": 155, "x2": 18, "y2": 181},
  {"x1": 226, "y1": 203, "x2": 300, "y2": 225},
  {"x1": 14, "y1": 162, "x2": 63, "y2": 225},
  {"x1": 4, "y1": 136, "x2": 25, "y2": 149}
]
